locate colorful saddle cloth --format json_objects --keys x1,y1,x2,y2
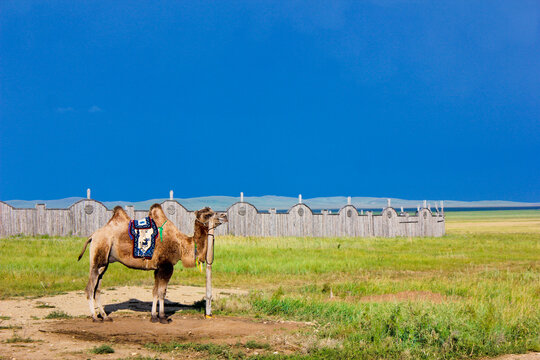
[{"x1": 129, "y1": 217, "x2": 158, "y2": 259}]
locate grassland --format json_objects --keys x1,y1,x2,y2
[
  {"x1": 0, "y1": 209, "x2": 539, "y2": 359},
  {"x1": 445, "y1": 209, "x2": 540, "y2": 233}
]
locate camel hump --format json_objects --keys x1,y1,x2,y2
[
  {"x1": 108, "y1": 206, "x2": 130, "y2": 223},
  {"x1": 149, "y1": 203, "x2": 167, "y2": 222}
]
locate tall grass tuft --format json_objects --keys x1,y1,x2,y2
[
  {"x1": 44, "y1": 310, "x2": 72, "y2": 319},
  {"x1": 90, "y1": 344, "x2": 115, "y2": 354}
]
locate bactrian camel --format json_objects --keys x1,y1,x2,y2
[{"x1": 77, "y1": 204, "x2": 227, "y2": 323}]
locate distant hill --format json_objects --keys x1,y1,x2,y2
[{"x1": 2, "y1": 196, "x2": 539, "y2": 211}]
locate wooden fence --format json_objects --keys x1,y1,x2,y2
[{"x1": 0, "y1": 199, "x2": 445, "y2": 238}]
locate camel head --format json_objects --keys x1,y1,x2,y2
[
  {"x1": 194, "y1": 206, "x2": 228, "y2": 228},
  {"x1": 193, "y1": 207, "x2": 227, "y2": 263}
]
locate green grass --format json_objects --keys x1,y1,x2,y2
[
  {"x1": 5, "y1": 334, "x2": 35, "y2": 343},
  {"x1": 145, "y1": 341, "x2": 269, "y2": 358},
  {"x1": 0, "y1": 210, "x2": 538, "y2": 359},
  {"x1": 146, "y1": 342, "x2": 232, "y2": 356},
  {"x1": 245, "y1": 340, "x2": 271, "y2": 350},
  {"x1": 90, "y1": 344, "x2": 115, "y2": 354},
  {"x1": 1, "y1": 232, "x2": 538, "y2": 298},
  {"x1": 44, "y1": 310, "x2": 72, "y2": 319},
  {"x1": 444, "y1": 209, "x2": 540, "y2": 221},
  {"x1": 35, "y1": 303, "x2": 55, "y2": 308},
  {"x1": 0, "y1": 325, "x2": 22, "y2": 330}
]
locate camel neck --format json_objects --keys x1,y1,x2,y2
[{"x1": 193, "y1": 221, "x2": 208, "y2": 244}]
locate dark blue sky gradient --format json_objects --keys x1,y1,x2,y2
[{"x1": 1, "y1": 1, "x2": 539, "y2": 202}]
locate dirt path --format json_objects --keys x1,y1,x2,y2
[{"x1": 0, "y1": 286, "x2": 306, "y2": 359}]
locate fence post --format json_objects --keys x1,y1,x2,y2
[
  {"x1": 87, "y1": 188, "x2": 91, "y2": 199},
  {"x1": 169, "y1": 190, "x2": 173, "y2": 200},
  {"x1": 367, "y1": 211, "x2": 374, "y2": 236},
  {"x1": 322, "y1": 209, "x2": 328, "y2": 236},
  {"x1": 347, "y1": 196, "x2": 351, "y2": 205},
  {"x1": 205, "y1": 217, "x2": 215, "y2": 318},
  {"x1": 125, "y1": 205, "x2": 135, "y2": 219},
  {"x1": 240, "y1": 192, "x2": 244, "y2": 203},
  {"x1": 299, "y1": 194, "x2": 302, "y2": 204},
  {"x1": 423, "y1": 200, "x2": 427, "y2": 209},
  {"x1": 387, "y1": 198, "x2": 391, "y2": 208},
  {"x1": 36, "y1": 204, "x2": 46, "y2": 235}
]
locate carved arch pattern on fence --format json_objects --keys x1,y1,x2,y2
[{"x1": 71, "y1": 200, "x2": 109, "y2": 236}]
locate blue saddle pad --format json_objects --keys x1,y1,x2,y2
[{"x1": 129, "y1": 217, "x2": 158, "y2": 259}]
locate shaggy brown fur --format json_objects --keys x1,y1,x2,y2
[{"x1": 78, "y1": 204, "x2": 227, "y2": 323}]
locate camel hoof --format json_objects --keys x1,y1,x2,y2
[
  {"x1": 159, "y1": 317, "x2": 171, "y2": 324},
  {"x1": 150, "y1": 316, "x2": 159, "y2": 323}
]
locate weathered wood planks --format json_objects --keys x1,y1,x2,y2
[{"x1": 0, "y1": 200, "x2": 445, "y2": 238}]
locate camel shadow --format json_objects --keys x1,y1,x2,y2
[{"x1": 104, "y1": 298, "x2": 205, "y2": 316}]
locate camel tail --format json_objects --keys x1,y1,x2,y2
[{"x1": 78, "y1": 236, "x2": 92, "y2": 261}]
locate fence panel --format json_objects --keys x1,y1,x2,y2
[
  {"x1": 0, "y1": 200, "x2": 445, "y2": 238},
  {"x1": 339, "y1": 206, "x2": 358, "y2": 237},
  {"x1": 0, "y1": 202, "x2": 14, "y2": 237},
  {"x1": 45, "y1": 209, "x2": 73, "y2": 236},
  {"x1": 71, "y1": 200, "x2": 109, "y2": 237},
  {"x1": 287, "y1": 204, "x2": 313, "y2": 237}
]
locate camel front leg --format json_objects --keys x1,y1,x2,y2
[{"x1": 151, "y1": 269, "x2": 159, "y2": 323}]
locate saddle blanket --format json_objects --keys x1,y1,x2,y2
[{"x1": 129, "y1": 217, "x2": 158, "y2": 259}]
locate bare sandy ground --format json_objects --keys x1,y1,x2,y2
[
  {"x1": 1, "y1": 285, "x2": 246, "y2": 323},
  {"x1": 0, "y1": 286, "x2": 306, "y2": 359}
]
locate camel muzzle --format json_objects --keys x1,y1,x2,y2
[{"x1": 217, "y1": 212, "x2": 228, "y2": 224}]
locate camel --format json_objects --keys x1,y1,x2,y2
[{"x1": 77, "y1": 204, "x2": 227, "y2": 323}]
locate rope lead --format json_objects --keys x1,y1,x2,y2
[{"x1": 158, "y1": 220, "x2": 167, "y2": 242}]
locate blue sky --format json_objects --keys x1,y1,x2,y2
[{"x1": 1, "y1": 1, "x2": 539, "y2": 202}]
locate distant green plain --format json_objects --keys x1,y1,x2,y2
[
  {"x1": 0, "y1": 209, "x2": 539, "y2": 359},
  {"x1": 445, "y1": 209, "x2": 540, "y2": 221}
]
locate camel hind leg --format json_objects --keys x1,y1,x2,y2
[
  {"x1": 85, "y1": 266, "x2": 101, "y2": 321},
  {"x1": 151, "y1": 263, "x2": 174, "y2": 324},
  {"x1": 85, "y1": 240, "x2": 111, "y2": 322},
  {"x1": 95, "y1": 264, "x2": 111, "y2": 321}
]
